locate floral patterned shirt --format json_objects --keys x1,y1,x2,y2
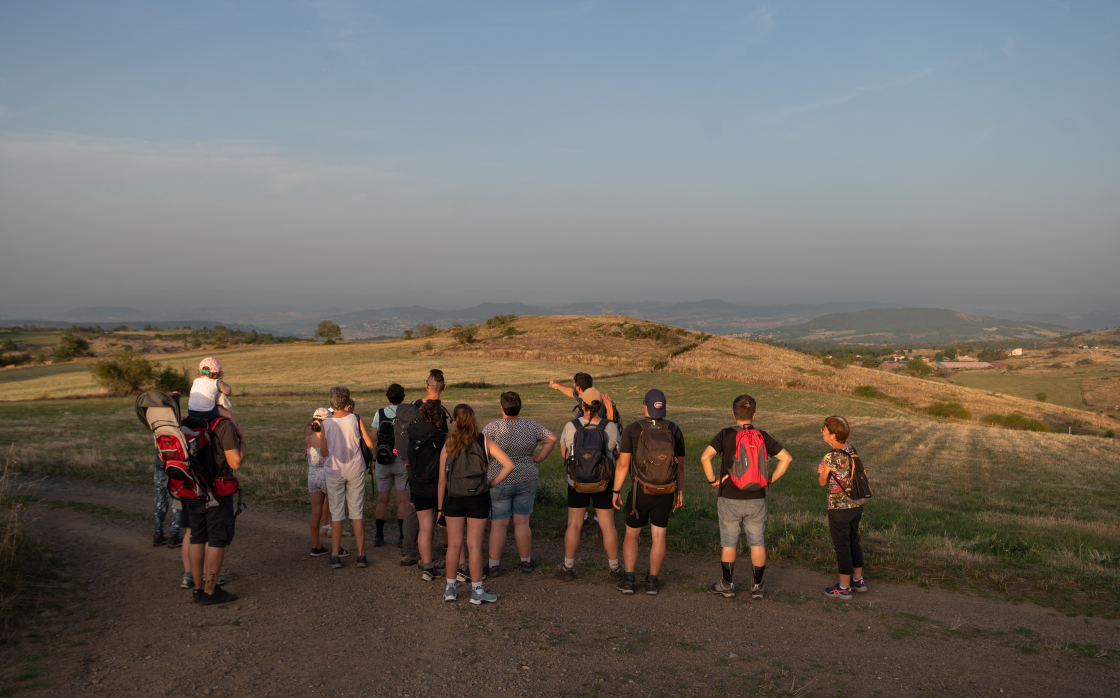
[{"x1": 824, "y1": 444, "x2": 861, "y2": 510}]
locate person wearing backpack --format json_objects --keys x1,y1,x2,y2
[
  {"x1": 406, "y1": 401, "x2": 449, "y2": 581},
  {"x1": 817, "y1": 416, "x2": 868, "y2": 600},
  {"x1": 397, "y1": 369, "x2": 452, "y2": 567},
  {"x1": 548, "y1": 372, "x2": 619, "y2": 423},
  {"x1": 372, "y1": 383, "x2": 409, "y2": 548},
  {"x1": 699, "y1": 394, "x2": 793, "y2": 600},
  {"x1": 556, "y1": 388, "x2": 622, "y2": 583},
  {"x1": 437, "y1": 404, "x2": 516, "y2": 604},
  {"x1": 319, "y1": 386, "x2": 375, "y2": 570},
  {"x1": 611, "y1": 389, "x2": 685, "y2": 596}
]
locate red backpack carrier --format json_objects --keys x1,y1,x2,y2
[{"x1": 728, "y1": 426, "x2": 769, "y2": 492}]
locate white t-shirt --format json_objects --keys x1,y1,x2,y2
[
  {"x1": 188, "y1": 377, "x2": 221, "y2": 412},
  {"x1": 322, "y1": 414, "x2": 365, "y2": 479}
]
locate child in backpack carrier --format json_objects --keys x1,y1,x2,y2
[
  {"x1": 188, "y1": 357, "x2": 246, "y2": 442},
  {"x1": 817, "y1": 415, "x2": 867, "y2": 600}
]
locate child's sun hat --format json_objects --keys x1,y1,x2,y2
[{"x1": 199, "y1": 357, "x2": 222, "y2": 375}]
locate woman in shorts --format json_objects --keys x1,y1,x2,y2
[
  {"x1": 483, "y1": 391, "x2": 556, "y2": 576},
  {"x1": 305, "y1": 407, "x2": 332, "y2": 556}
]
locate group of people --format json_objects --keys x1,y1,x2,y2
[{"x1": 153, "y1": 361, "x2": 871, "y2": 607}]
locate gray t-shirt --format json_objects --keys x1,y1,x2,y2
[{"x1": 559, "y1": 417, "x2": 620, "y2": 488}]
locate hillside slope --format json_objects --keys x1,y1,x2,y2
[{"x1": 766, "y1": 307, "x2": 1071, "y2": 343}]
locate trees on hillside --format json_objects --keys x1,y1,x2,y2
[{"x1": 315, "y1": 320, "x2": 343, "y2": 345}]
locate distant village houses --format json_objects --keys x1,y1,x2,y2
[{"x1": 1011, "y1": 348, "x2": 1024, "y2": 356}]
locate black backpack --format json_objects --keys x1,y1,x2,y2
[
  {"x1": 631, "y1": 419, "x2": 679, "y2": 496},
  {"x1": 446, "y1": 434, "x2": 490, "y2": 498},
  {"x1": 351, "y1": 413, "x2": 374, "y2": 472},
  {"x1": 829, "y1": 448, "x2": 872, "y2": 506},
  {"x1": 566, "y1": 418, "x2": 612, "y2": 494},
  {"x1": 407, "y1": 421, "x2": 444, "y2": 485},
  {"x1": 375, "y1": 408, "x2": 396, "y2": 465},
  {"x1": 393, "y1": 403, "x2": 422, "y2": 463}
]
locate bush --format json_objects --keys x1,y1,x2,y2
[
  {"x1": 981, "y1": 413, "x2": 1051, "y2": 432},
  {"x1": 854, "y1": 385, "x2": 888, "y2": 400},
  {"x1": 90, "y1": 351, "x2": 156, "y2": 395},
  {"x1": 1036, "y1": 392, "x2": 1048, "y2": 402},
  {"x1": 152, "y1": 365, "x2": 190, "y2": 394},
  {"x1": 501, "y1": 325, "x2": 519, "y2": 338},
  {"x1": 416, "y1": 322, "x2": 440, "y2": 337},
  {"x1": 52, "y1": 334, "x2": 92, "y2": 363},
  {"x1": 1076, "y1": 358, "x2": 1093, "y2": 366},
  {"x1": 927, "y1": 401, "x2": 971, "y2": 420},
  {"x1": 1105, "y1": 430, "x2": 1116, "y2": 439},
  {"x1": 485, "y1": 314, "x2": 516, "y2": 327},
  {"x1": 451, "y1": 325, "x2": 479, "y2": 344},
  {"x1": 421, "y1": 341, "x2": 433, "y2": 352},
  {"x1": 402, "y1": 329, "x2": 414, "y2": 340},
  {"x1": 860, "y1": 356, "x2": 881, "y2": 368},
  {"x1": 905, "y1": 357, "x2": 932, "y2": 378}
]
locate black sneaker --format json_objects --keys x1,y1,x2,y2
[
  {"x1": 617, "y1": 576, "x2": 635, "y2": 594},
  {"x1": 645, "y1": 576, "x2": 659, "y2": 596},
  {"x1": 373, "y1": 537, "x2": 386, "y2": 548},
  {"x1": 329, "y1": 556, "x2": 343, "y2": 569},
  {"x1": 608, "y1": 566, "x2": 622, "y2": 583},
  {"x1": 153, "y1": 532, "x2": 168, "y2": 547},
  {"x1": 520, "y1": 559, "x2": 538, "y2": 574},
  {"x1": 355, "y1": 555, "x2": 368, "y2": 568},
  {"x1": 397, "y1": 537, "x2": 403, "y2": 548},
  {"x1": 709, "y1": 580, "x2": 735, "y2": 598},
  {"x1": 191, "y1": 589, "x2": 203, "y2": 604},
  {"x1": 309, "y1": 546, "x2": 329, "y2": 557},
  {"x1": 337, "y1": 548, "x2": 351, "y2": 558},
  {"x1": 487, "y1": 565, "x2": 504, "y2": 578},
  {"x1": 556, "y1": 565, "x2": 575, "y2": 582},
  {"x1": 167, "y1": 533, "x2": 183, "y2": 549},
  {"x1": 455, "y1": 566, "x2": 486, "y2": 583},
  {"x1": 200, "y1": 587, "x2": 239, "y2": 606},
  {"x1": 400, "y1": 553, "x2": 420, "y2": 567}
]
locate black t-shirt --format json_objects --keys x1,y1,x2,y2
[
  {"x1": 409, "y1": 427, "x2": 446, "y2": 499},
  {"x1": 210, "y1": 419, "x2": 239, "y2": 475},
  {"x1": 708, "y1": 426, "x2": 784, "y2": 500},
  {"x1": 619, "y1": 420, "x2": 686, "y2": 457}
]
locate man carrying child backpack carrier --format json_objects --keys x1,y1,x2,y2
[
  {"x1": 137, "y1": 390, "x2": 244, "y2": 606},
  {"x1": 817, "y1": 415, "x2": 872, "y2": 600},
  {"x1": 612, "y1": 389, "x2": 686, "y2": 596}
]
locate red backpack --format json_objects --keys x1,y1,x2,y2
[{"x1": 728, "y1": 426, "x2": 769, "y2": 492}]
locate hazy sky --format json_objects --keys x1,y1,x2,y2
[{"x1": 1, "y1": 1, "x2": 1118, "y2": 313}]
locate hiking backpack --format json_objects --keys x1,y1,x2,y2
[
  {"x1": 446, "y1": 434, "x2": 490, "y2": 498},
  {"x1": 631, "y1": 419, "x2": 679, "y2": 496},
  {"x1": 829, "y1": 448, "x2": 873, "y2": 506},
  {"x1": 565, "y1": 418, "x2": 612, "y2": 494},
  {"x1": 406, "y1": 421, "x2": 444, "y2": 485},
  {"x1": 727, "y1": 426, "x2": 770, "y2": 492},
  {"x1": 393, "y1": 402, "x2": 422, "y2": 463},
  {"x1": 375, "y1": 408, "x2": 396, "y2": 465},
  {"x1": 351, "y1": 412, "x2": 374, "y2": 471}
]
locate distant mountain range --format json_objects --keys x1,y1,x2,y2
[
  {"x1": 765, "y1": 308, "x2": 1074, "y2": 344},
  {"x1": 2, "y1": 300, "x2": 1112, "y2": 339}
]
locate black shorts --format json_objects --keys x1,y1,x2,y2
[
  {"x1": 567, "y1": 484, "x2": 614, "y2": 511},
  {"x1": 186, "y1": 496, "x2": 236, "y2": 548},
  {"x1": 410, "y1": 491, "x2": 439, "y2": 512},
  {"x1": 178, "y1": 507, "x2": 191, "y2": 530},
  {"x1": 624, "y1": 488, "x2": 674, "y2": 529},
  {"x1": 443, "y1": 491, "x2": 492, "y2": 520}
]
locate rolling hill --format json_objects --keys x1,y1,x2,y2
[{"x1": 764, "y1": 307, "x2": 1073, "y2": 344}]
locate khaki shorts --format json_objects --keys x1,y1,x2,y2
[
  {"x1": 375, "y1": 457, "x2": 408, "y2": 492},
  {"x1": 327, "y1": 473, "x2": 366, "y2": 522}
]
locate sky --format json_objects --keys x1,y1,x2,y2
[{"x1": 1, "y1": 0, "x2": 1118, "y2": 314}]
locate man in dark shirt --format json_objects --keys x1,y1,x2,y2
[
  {"x1": 699, "y1": 394, "x2": 792, "y2": 600},
  {"x1": 611, "y1": 389, "x2": 685, "y2": 596},
  {"x1": 548, "y1": 372, "x2": 616, "y2": 421},
  {"x1": 187, "y1": 417, "x2": 244, "y2": 605},
  {"x1": 400, "y1": 369, "x2": 451, "y2": 567}
]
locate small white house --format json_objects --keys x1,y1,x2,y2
[{"x1": 1011, "y1": 348, "x2": 1024, "y2": 356}]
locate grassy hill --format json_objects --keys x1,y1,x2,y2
[{"x1": 766, "y1": 307, "x2": 1072, "y2": 344}]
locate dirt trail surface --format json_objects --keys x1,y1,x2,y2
[{"x1": 4, "y1": 477, "x2": 1118, "y2": 698}]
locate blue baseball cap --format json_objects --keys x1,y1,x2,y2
[{"x1": 644, "y1": 389, "x2": 667, "y2": 419}]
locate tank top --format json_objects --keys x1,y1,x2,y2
[
  {"x1": 188, "y1": 377, "x2": 221, "y2": 411},
  {"x1": 322, "y1": 414, "x2": 364, "y2": 478}
]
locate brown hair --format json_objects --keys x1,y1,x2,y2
[
  {"x1": 419, "y1": 401, "x2": 443, "y2": 424},
  {"x1": 582, "y1": 400, "x2": 602, "y2": 420},
  {"x1": 824, "y1": 415, "x2": 850, "y2": 444},
  {"x1": 499, "y1": 391, "x2": 522, "y2": 417},
  {"x1": 445, "y1": 403, "x2": 479, "y2": 460},
  {"x1": 732, "y1": 394, "x2": 756, "y2": 421}
]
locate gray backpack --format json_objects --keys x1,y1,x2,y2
[
  {"x1": 446, "y1": 434, "x2": 490, "y2": 498},
  {"x1": 392, "y1": 402, "x2": 421, "y2": 464}
]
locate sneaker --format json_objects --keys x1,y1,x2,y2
[
  {"x1": 608, "y1": 566, "x2": 622, "y2": 583},
  {"x1": 191, "y1": 589, "x2": 203, "y2": 604},
  {"x1": 487, "y1": 565, "x2": 504, "y2": 578},
  {"x1": 153, "y1": 532, "x2": 168, "y2": 547},
  {"x1": 167, "y1": 533, "x2": 183, "y2": 549},
  {"x1": 470, "y1": 588, "x2": 498, "y2": 605},
  {"x1": 355, "y1": 555, "x2": 368, "y2": 568},
  {"x1": 320, "y1": 525, "x2": 332, "y2": 536},
  {"x1": 180, "y1": 572, "x2": 194, "y2": 590},
  {"x1": 824, "y1": 583, "x2": 853, "y2": 600},
  {"x1": 617, "y1": 577, "x2": 635, "y2": 594},
  {"x1": 400, "y1": 553, "x2": 420, "y2": 567},
  {"x1": 556, "y1": 565, "x2": 575, "y2": 582},
  {"x1": 709, "y1": 579, "x2": 735, "y2": 598},
  {"x1": 420, "y1": 567, "x2": 443, "y2": 582},
  {"x1": 851, "y1": 577, "x2": 868, "y2": 593},
  {"x1": 397, "y1": 537, "x2": 403, "y2": 549},
  {"x1": 373, "y1": 536, "x2": 386, "y2": 548},
  {"x1": 200, "y1": 587, "x2": 239, "y2": 606},
  {"x1": 520, "y1": 559, "x2": 538, "y2": 574},
  {"x1": 443, "y1": 585, "x2": 458, "y2": 603},
  {"x1": 337, "y1": 548, "x2": 350, "y2": 558},
  {"x1": 309, "y1": 546, "x2": 330, "y2": 557},
  {"x1": 329, "y1": 556, "x2": 343, "y2": 569},
  {"x1": 645, "y1": 576, "x2": 659, "y2": 596},
  {"x1": 455, "y1": 566, "x2": 487, "y2": 583},
  {"x1": 751, "y1": 583, "x2": 765, "y2": 600}
]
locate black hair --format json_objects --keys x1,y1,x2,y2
[
  {"x1": 732, "y1": 394, "x2": 757, "y2": 421},
  {"x1": 573, "y1": 372, "x2": 593, "y2": 391},
  {"x1": 499, "y1": 391, "x2": 522, "y2": 417},
  {"x1": 386, "y1": 383, "x2": 405, "y2": 405}
]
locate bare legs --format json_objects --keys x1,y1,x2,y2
[
  {"x1": 309, "y1": 492, "x2": 326, "y2": 549},
  {"x1": 444, "y1": 516, "x2": 487, "y2": 583},
  {"x1": 488, "y1": 513, "x2": 533, "y2": 562},
  {"x1": 563, "y1": 507, "x2": 618, "y2": 563},
  {"x1": 189, "y1": 542, "x2": 226, "y2": 594},
  {"x1": 623, "y1": 524, "x2": 667, "y2": 576},
  {"x1": 417, "y1": 508, "x2": 436, "y2": 565}
]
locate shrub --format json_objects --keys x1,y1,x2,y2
[
  {"x1": 981, "y1": 413, "x2": 1051, "y2": 432},
  {"x1": 422, "y1": 341, "x2": 433, "y2": 352},
  {"x1": 90, "y1": 351, "x2": 156, "y2": 395},
  {"x1": 860, "y1": 356, "x2": 881, "y2": 368},
  {"x1": 416, "y1": 322, "x2": 440, "y2": 337},
  {"x1": 152, "y1": 365, "x2": 191, "y2": 394},
  {"x1": 1036, "y1": 392, "x2": 1047, "y2": 402},
  {"x1": 52, "y1": 334, "x2": 92, "y2": 363},
  {"x1": 1076, "y1": 358, "x2": 1093, "y2": 366},
  {"x1": 905, "y1": 357, "x2": 932, "y2": 378},
  {"x1": 1105, "y1": 430, "x2": 1116, "y2": 439},
  {"x1": 314, "y1": 320, "x2": 343, "y2": 343},
  {"x1": 501, "y1": 325, "x2": 519, "y2": 338},
  {"x1": 485, "y1": 314, "x2": 516, "y2": 327},
  {"x1": 821, "y1": 357, "x2": 846, "y2": 369},
  {"x1": 978, "y1": 348, "x2": 1007, "y2": 363},
  {"x1": 854, "y1": 385, "x2": 888, "y2": 400},
  {"x1": 402, "y1": 329, "x2": 414, "y2": 340},
  {"x1": 451, "y1": 325, "x2": 479, "y2": 345},
  {"x1": 927, "y1": 401, "x2": 971, "y2": 420}
]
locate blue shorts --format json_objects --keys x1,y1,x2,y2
[
  {"x1": 188, "y1": 406, "x2": 221, "y2": 421},
  {"x1": 489, "y1": 479, "x2": 538, "y2": 520}
]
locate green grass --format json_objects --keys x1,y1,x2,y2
[{"x1": 952, "y1": 370, "x2": 1102, "y2": 410}]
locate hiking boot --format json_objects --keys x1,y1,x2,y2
[
  {"x1": 851, "y1": 577, "x2": 868, "y2": 593},
  {"x1": 520, "y1": 559, "x2": 538, "y2": 574},
  {"x1": 180, "y1": 572, "x2": 194, "y2": 590},
  {"x1": 470, "y1": 588, "x2": 498, "y2": 605},
  {"x1": 153, "y1": 532, "x2": 168, "y2": 547},
  {"x1": 373, "y1": 536, "x2": 386, "y2": 548},
  {"x1": 201, "y1": 587, "x2": 239, "y2": 606},
  {"x1": 400, "y1": 553, "x2": 420, "y2": 567},
  {"x1": 443, "y1": 585, "x2": 458, "y2": 603},
  {"x1": 823, "y1": 583, "x2": 852, "y2": 600},
  {"x1": 337, "y1": 548, "x2": 350, "y2": 558},
  {"x1": 709, "y1": 579, "x2": 735, "y2": 598},
  {"x1": 167, "y1": 533, "x2": 183, "y2": 549},
  {"x1": 645, "y1": 576, "x2": 659, "y2": 596},
  {"x1": 329, "y1": 556, "x2": 343, "y2": 569},
  {"x1": 487, "y1": 565, "x2": 504, "y2": 578},
  {"x1": 309, "y1": 546, "x2": 329, "y2": 557},
  {"x1": 355, "y1": 555, "x2": 368, "y2": 568},
  {"x1": 608, "y1": 566, "x2": 622, "y2": 583},
  {"x1": 616, "y1": 577, "x2": 635, "y2": 594},
  {"x1": 751, "y1": 583, "x2": 765, "y2": 600},
  {"x1": 556, "y1": 565, "x2": 576, "y2": 582}
]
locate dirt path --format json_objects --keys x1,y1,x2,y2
[{"x1": 3, "y1": 476, "x2": 1118, "y2": 698}]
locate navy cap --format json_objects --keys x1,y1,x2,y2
[{"x1": 644, "y1": 389, "x2": 667, "y2": 419}]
